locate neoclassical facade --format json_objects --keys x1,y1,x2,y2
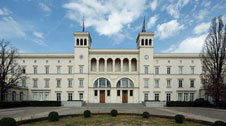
[{"x1": 5, "y1": 30, "x2": 205, "y2": 103}]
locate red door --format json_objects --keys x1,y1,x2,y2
[
  {"x1": 122, "y1": 90, "x2": 128, "y2": 103},
  {"x1": 100, "y1": 90, "x2": 105, "y2": 103}
]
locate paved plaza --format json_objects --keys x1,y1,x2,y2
[{"x1": 0, "y1": 103, "x2": 225, "y2": 123}]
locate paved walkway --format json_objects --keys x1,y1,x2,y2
[{"x1": 0, "y1": 104, "x2": 225, "y2": 123}]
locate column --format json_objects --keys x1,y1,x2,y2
[
  {"x1": 105, "y1": 59, "x2": 107, "y2": 72},
  {"x1": 129, "y1": 59, "x2": 131, "y2": 72},
  {"x1": 97, "y1": 59, "x2": 99, "y2": 72},
  {"x1": 121, "y1": 59, "x2": 123, "y2": 72},
  {"x1": 113, "y1": 59, "x2": 115, "y2": 73}
]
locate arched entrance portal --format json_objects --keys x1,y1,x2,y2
[
  {"x1": 93, "y1": 78, "x2": 111, "y2": 103},
  {"x1": 116, "y1": 78, "x2": 134, "y2": 103}
]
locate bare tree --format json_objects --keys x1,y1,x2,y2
[
  {"x1": 0, "y1": 40, "x2": 26, "y2": 101},
  {"x1": 200, "y1": 16, "x2": 226, "y2": 105}
]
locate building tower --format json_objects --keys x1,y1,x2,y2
[
  {"x1": 73, "y1": 17, "x2": 92, "y2": 101},
  {"x1": 137, "y1": 17, "x2": 154, "y2": 102}
]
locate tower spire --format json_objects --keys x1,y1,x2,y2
[
  {"x1": 82, "y1": 16, "x2": 85, "y2": 32},
  {"x1": 142, "y1": 16, "x2": 146, "y2": 32}
]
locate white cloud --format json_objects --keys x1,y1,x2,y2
[
  {"x1": 149, "y1": 0, "x2": 157, "y2": 11},
  {"x1": 39, "y1": 3, "x2": 51, "y2": 12},
  {"x1": 195, "y1": 9, "x2": 208, "y2": 20},
  {"x1": 32, "y1": 39, "x2": 47, "y2": 46},
  {"x1": 63, "y1": 0, "x2": 147, "y2": 36},
  {"x1": 33, "y1": 32, "x2": 44, "y2": 39},
  {"x1": 166, "y1": 34, "x2": 207, "y2": 53},
  {"x1": 147, "y1": 15, "x2": 158, "y2": 29},
  {"x1": 0, "y1": 8, "x2": 12, "y2": 15},
  {"x1": 193, "y1": 22, "x2": 210, "y2": 34},
  {"x1": 156, "y1": 20, "x2": 184, "y2": 39},
  {"x1": 166, "y1": 0, "x2": 190, "y2": 18}
]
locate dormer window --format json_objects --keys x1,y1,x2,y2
[{"x1": 141, "y1": 39, "x2": 144, "y2": 45}]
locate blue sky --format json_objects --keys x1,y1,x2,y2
[{"x1": 0, "y1": 0, "x2": 226, "y2": 53}]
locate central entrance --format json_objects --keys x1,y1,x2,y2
[
  {"x1": 122, "y1": 90, "x2": 128, "y2": 103},
  {"x1": 100, "y1": 90, "x2": 105, "y2": 103}
]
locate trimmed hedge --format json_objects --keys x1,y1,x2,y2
[
  {"x1": 175, "y1": 114, "x2": 185, "y2": 124},
  {"x1": 214, "y1": 121, "x2": 226, "y2": 126},
  {"x1": 167, "y1": 99, "x2": 210, "y2": 107},
  {"x1": 0, "y1": 101, "x2": 61, "y2": 108},
  {"x1": 48, "y1": 111, "x2": 59, "y2": 122},
  {"x1": 0, "y1": 117, "x2": 16, "y2": 126},
  {"x1": 84, "y1": 110, "x2": 91, "y2": 118},
  {"x1": 111, "y1": 109, "x2": 118, "y2": 117},
  {"x1": 142, "y1": 112, "x2": 150, "y2": 118}
]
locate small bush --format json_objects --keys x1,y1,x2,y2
[
  {"x1": 214, "y1": 121, "x2": 226, "y2": 126},
  {"x1": 111, "y1": 109, "x2": 118, "y2": 117},
  {"x1": 48, "y1": 111, "x2": 59, "y2": 122},
  {"x1": 0, "y1": 117, "x2": 16, "y2": 126},
  {"x1": 142, "y1": 112, "x2": 150, "y2": 118},
  {"x1": 175, "y1": 114, "x2": 185, "y2": 123},
  {"x1": 84, "y1": 110, "x2": 91, "y2": 118}
]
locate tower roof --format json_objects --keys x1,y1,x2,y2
[
  {"x1": 82, "y1": 16, "x2": 85, "y2": 32},
  {"x1": 142, "y1": 16, "x2": 146, "y2": 32}
]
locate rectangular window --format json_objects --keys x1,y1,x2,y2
[
  {"x1": 130, "y1": 90, "x2": 133, "y2": 96},
  {"x1": 166, "y1": 93, "x2": 171, "y2": 101},
  {"x1": 79, "y1": 93, "x2": 83, "y2": 100},
  {"x1": 22, "y1": 79, "x2": 26, "y2": 87},
  {"x1": 57, "y1": 93, "x2": 61, "y2": 101},
  {"x1": 107, "y1": 90, "x2": 110, "y2": 96},
  {"x1": 155, "y1": 67, "x2": 159, "y2": 74},
  {"x1": 68, "y1": 93, "x2": 73, "y2": 101},
  {"x1": 190, "y1": 93, "x2": 194, "y2": 101},
  {"x1": 117, "y1": 90, "x2": 120, "y2": 96},
  {"x1": 178, "y1": 80, "x2": 183, "y2": 88},
  {"x1": 94, "y1": 90, "x2": 98, "y2": 96},
  {"x1": 33, "y1": 66, "x2": 37, "y2": 74},
  {"x1": 155, "y1": 94, "x2": 159, "y2": 101},
  {"x1": 22, "y1": 67, "x2": 26, "y2": 74},
  {"x1": 79, "y1": 66, "x2": 83, "y2": 73},
  {"x1": 179, "y1": 66, "x2": 183, "y2": 74},
  {"x1": 45, "y1": 93, "x2": 49, "y2": 100},
  {"x1": 40, "y1": 92, "x2": 43, "y2": 101},
  {"x1": 167, "y1": 67, "x2": 171, "y2": 74},
  {"x1": 57, "y1": 66, "x2": 61, "y2": 74},
  {"x1": 144, "y1": 66, "x2": 148, "y2": 74},
  {"x1": 33, "y1": 79, "x2": 38, "y2": 88},
  {"x1": 190, "y1": 80, "x2": 194, "y2": 88},
  {"x1": 178, "y1": 93, "x2": 182, "y2": 101},
  {"x1": 144, "y1": 80, "x2": 148, "y2": 88},
  {"x1": 144, "y1": 93, "x2": 148, "y2": 101},
  {"x1": 68, "y1": 80, "x2": 72, "y2": 88},
  {"x1": 167, "y1": 80, "x2": 171, "y2": 88},
  {"x1": 45, "y1": 79, "x2": 49, "y2": 88},
  {"x1": 45, "y1": 66, "x2": 49, "y2": 74},
  {"x1": 68, "y1": 66, "x2": 72, "y2": 74},
  {"x1": 33, "y1": 93, "x2": 38, "y2": 100},
  {"x1": 57, "y1": 80, "x2": 61, "y2": 88},
  {"x1": 191, "y1": 66, "x2": 195, "y2": 74},
  {"x1": 184, "y1": 93, "x2": 189, "y2": 101},
  {"x1": 79, "y1": 80, "x2": 83, "y2": 87},
  {"x1": 155, "y1": 80, "x2": 159, "y2": 88}
]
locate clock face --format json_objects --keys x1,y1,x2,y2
[
  {"x1": 79, "y1": 55, "x2": 83, "y2": 59},
  {"x1": 144, "y1": 55, "x2": 149, "y2": 60}
]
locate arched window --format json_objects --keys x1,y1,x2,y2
[
  {"x1": 84, "y1": 39, "x2": 87, "y2": 45},
  {"x1": 12, "y1": 91, "x2": 16, "y2": 101},
  {"x1": 115, "y1": 58, "x2": 121, "y2": 72},
  {"x1": 80, "y1": 39, "x2": 83, "y2": 45},
  {"x1": 99, "y1": 58, "x2": 105, "y2": 72},
  {"x1": 145, "y1": 39, "x2": 148, "y2": 45},
  {"x1": 107, "y1": 58, "x2": 113, "y2": 72},
  {"x1": 131, "y1": 58, "x2": 137, "y2": 72},
  {"x1": 20, "y1": 92, "x2": 23, "y2": 101},
  {"x1": 76, "y1": 39, "x2": 79, "y2": 46},
  {"x1": 93, "y1": 78, "x2": 111, "y2": 88},
  {"x1": 116, "y1": 78, "x2": 134, "y2": 88},
  {"x1": 91, "y1": 58, "x2": 97, "y2": 72},
  {"x1": 141, "y1": 39, "x2": 144, "y2": 45},
  {"x1": 149, "y1": 39, "x2": 152, "y2": 46}
]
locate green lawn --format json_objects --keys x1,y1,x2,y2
[{"x1": 21, "y1": 115, "x2": 208, "y2": 126}]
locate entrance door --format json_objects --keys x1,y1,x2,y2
[
  {"x1": 100, "y1": 90, "x2": 105, "y2": 103},
  {"x1": 122, "y1": 90, "x2": 128, "y2": 103}
]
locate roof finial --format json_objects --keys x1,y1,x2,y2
[
  {"x1": 82, "y1": 16, "x2": 85, "y2": 32},
  {"x1": 142, "y1": 16, "x2": 146, "y2": 32}
]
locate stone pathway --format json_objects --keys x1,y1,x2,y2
[{"x1": 0, "y1": 104, "x2": 225, "y2": 123}]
